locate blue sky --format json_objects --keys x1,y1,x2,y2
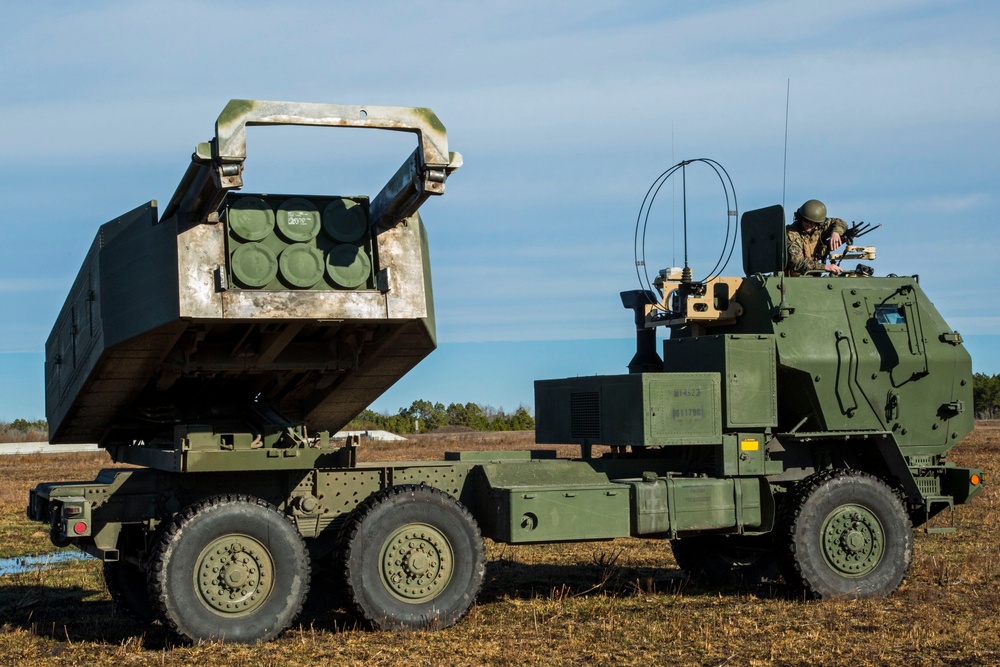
[{"x1": 0, "y1": 1, "x2": 998, "y2": 420}]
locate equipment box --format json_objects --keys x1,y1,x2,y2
[
  {"x1": 491, "y1": 484, "x2": 631, "y2": 543},
  {"x1": 534, "y1": 373, "x2": 722, "y2": 447},
  {"x1": 664, "y1": 334, "x2": 777, "y2": 429}
]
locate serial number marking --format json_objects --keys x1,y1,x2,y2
[
  {"x1": 672, "y1": 407, "x2": 705, "y2": 418},
  {"x1": 673, "y1": 388, "x2": 702, "y2": 397},
  {"x1": 286, "y1": 212, "x2": 313, "y2": 225}
]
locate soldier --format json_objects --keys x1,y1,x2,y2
[{"x1": 785, "y1": 199, "x2": 848, "y2": 276}]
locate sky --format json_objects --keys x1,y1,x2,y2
[{"x1": 0, "y1": 1, "x2": 997, "y2": 420}]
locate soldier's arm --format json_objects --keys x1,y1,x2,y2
[{"x1": 826, "y1": 217, "x2": 848, "y2": 251}]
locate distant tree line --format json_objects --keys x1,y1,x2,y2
[
  {"x1": 0, "y1": 419, "x2": 49, "y2": 443},
  {"x1": 347, "y1": 399, "x2": 534, "y2": 434},
  {"x1": 974, "y1": 373, "x2": 1000, "y2": 420}
]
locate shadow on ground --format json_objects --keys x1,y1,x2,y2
[{"x1": 0, "y1": 559, "x2": 793, "y2": 647}]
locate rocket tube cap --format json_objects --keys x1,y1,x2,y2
[
  {"x1": 276, "y1": 198, "x2": 321, "y2": 242},
  {"x1": 231, "y1": 243, "x2": 278, "y2": 288},
  {"x1": 228, "y1": 196, "x2": 275, "y2": 242},
  {"x1": 278, "y1": 244, "x2": 325, "y2": 288},
  {"x1": 326, "y1": 244, "x2": 371, "y2": 288},
  {"x1": 322, "y1": 199, "x2": 368, "y2": 242}
]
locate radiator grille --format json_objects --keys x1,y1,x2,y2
[{"x1": 570, "y1": 391, "x2": 600, "y2": 439}]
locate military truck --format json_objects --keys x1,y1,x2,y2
[{"x1": 28, "y1": 101, "x2": 983, "y2": 644}]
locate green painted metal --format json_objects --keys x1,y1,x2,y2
[
  {"x1": 229, "y1": 196, "x2": 275, "y2": 241},
  {"x1": 195, "y1": 535, "x2": 275, "y2": 615},
  {"x1": 378, "y1": 523, "x2": 454, "y2": 602},
  {"x1": 664, "y1": 334, "x2": 777, "y2": 429},
  {"x1": 624, "y1": 476, "x2": 764, "y2": 536},
  {"x1": 225, "y1": 193, "x2": 374, "y2": 292},
  {"x1": 820, "y1": 504, "x2": 885, "y2": 577},
  {"x1": 275, "y1": 198, "x2": 321, "y2": 242},
  {"x1": 497, "y1": 484, "x2": 630, "y2": 543},
  {"x1": 278, "y1": 245, "x2": 325, "y2": 288},
  {"x1": 327, "y1": 243, "x2": 372, "y2": 289},
  {"x1": 535, "y1": 372, "x2": 723, "y2": 447},
  {"x1": 231, "y1": 243, "x2": 278, "y2": 287},
  {"x1": 323, "y1": 199, "x2": 368, "y2": 242}
]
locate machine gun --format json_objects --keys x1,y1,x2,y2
[
  {"x1": 827, "y1": 220, "x2": 882, "y2": 274},
  {"x1": 825, "y1": 220, "x2": 881, "y2": 245}
]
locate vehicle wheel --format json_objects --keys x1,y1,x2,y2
[
  {"x1": 147, "y1": 494, "x2": 310, "y2": 643},
  {"x1": 778, "y1": 469, "x2": 912, "y2": 599},
  {"x1": 341, "y1": 484, "x2": 484, "y2": 630},
  {"x1": 671, "y1": 534, "x2": 779, "y2": 585},
  {"x1": 104, "y1": 526, "x2": 157, "y2": 624}
]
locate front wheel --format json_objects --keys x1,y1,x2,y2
[
  {"x1": 340, "y1": 484, "x2": 485, "y2": 630},
  {"x1": 147, "y1": 494, "x2": 310, "y2": 643},
  {"x1": 779, "y1": 470, "x2": 912, "y2": 599}
]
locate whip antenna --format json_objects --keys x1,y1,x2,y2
[
  {"x1": 782, "y1": 78, "x2": 790, "y2": 211},
  {"x1": 777, "y1": 79, "x2": 793, "y2": 320}
]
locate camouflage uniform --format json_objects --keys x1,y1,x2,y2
[{"x1": 785, "y1": 217, "x2": 848, "y2": 276}]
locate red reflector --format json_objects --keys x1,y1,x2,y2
[{"x1": 73, "y1": 521, "x2": 88, "y2": 535}]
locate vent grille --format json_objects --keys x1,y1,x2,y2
[
  {"x1": 570, "y1": 391, "x2": 601, "y2": 439},
  {"x1": 915, "y1": 476, "x2": 941, "y2": 498}
]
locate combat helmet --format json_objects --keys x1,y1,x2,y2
[{"x1": 796, "y1": 199, "x2": 827, "y2": 224}]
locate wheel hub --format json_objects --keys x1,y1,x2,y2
[
  {"x1": 195, "y1": 535, "x2": 274, "y2": 615},
  {"x1": 380, "y1": 523, "x2": 454, "y2": 602},
  {"x1": 821, "y1": 505, "x2": 885, "y2": 577}
]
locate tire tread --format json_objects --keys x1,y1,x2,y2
[{"x1": 147, "y1": 493, "x2": 310, "y2": 643}]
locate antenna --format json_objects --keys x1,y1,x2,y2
[
  {"x1": 671, "y1": 122, "x2": 676, "y2": 267},
  {"x1": 682, "y1": 161, "x2": 690, "y2": 282},
  {"x1": 776, "y1": 79, "x2": 793, "y2": 321},
  {"x1": 634, "y1": 158, "x2": 739, "y2": 305},
  {"x1": 782, "y1": 78, "x2": 790, "y2": 211}
]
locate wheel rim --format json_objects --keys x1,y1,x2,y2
[
  {"x1": 378, "y1": 522, "x2": 454, "y2": 603},
  {"x1": 194, "y1": 534, "x2": 275, "y2": 616},
  {"x1": 820, "y1": 503, "x2": 885, "y2": 577}
]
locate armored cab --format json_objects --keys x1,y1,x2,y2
[
  {"x1": 45, "y1": 100, "x2": 460, "y2": 466},
  {"x1": 537, "y1": 205, "x2": 976, "y2": 506}
]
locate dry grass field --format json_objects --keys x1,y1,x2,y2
[{"x1": 1, "y1": 426, "x2": 999, "y2": 666}]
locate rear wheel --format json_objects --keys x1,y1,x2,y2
[
  {"x1": 148, "y1": 494, "x2": 310, "y2": 643},
  {"x1": 341, "y1": 484, "x2": 484, "y2": 630},
  {"x1": 671, "y1": 534, "x2": 779, "y2": 585},
  {"x1": 779, "y1": 470, "x2": 912, "y2": 598}
]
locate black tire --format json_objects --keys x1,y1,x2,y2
[
  {"x1": 104, "y1": 560, "x2": 158, "y2": 625},
  {"x1": 148, "y1": 494, "x2": 310, "y2": 643},
  {"x1": 778, "y1": 469, "x2": 912, "y2": 599},
  {"x1": 341, "y1": 484, "x2": 485, "y2": 630},
  {"x1": 670, "y1": 534, "x2": 780, "y2": 586}
]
